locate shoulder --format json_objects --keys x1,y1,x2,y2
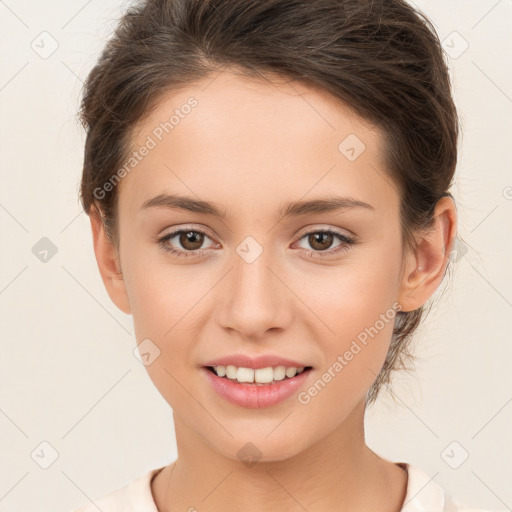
[
  {"x1": 398, "y1": 462, "x2": 506, "y2": 512},
  {"x1": 445, "y1": 497, "x2": 508, "y2": 512},
  {"x1": 70, "y1": 466, "x2": 165, "y2": 512},
  {"x1": 445, "y1": 494, "x2": 508, "y2": 512}
]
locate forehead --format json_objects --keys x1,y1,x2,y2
[
  {"x1": 120, "y1": 69, "x2": 397, "y2": 218},
  {"x1": 132, "y1": 68, "x2": 381, "y2": 152}
]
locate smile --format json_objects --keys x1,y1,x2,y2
[
  {"x1": 202, "y1": 366, "x2": 313, "y2": 408},
  {"x1": 207, "y1": 365, "x2": 311, "y2": 385}
]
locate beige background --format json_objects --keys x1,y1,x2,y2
[{"x1": 0, "y1": 0, "x2": 511, "y2": 511}]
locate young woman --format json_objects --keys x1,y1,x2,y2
[{"x1": 72, "y1": 0, "x2": 502, "y2": 511}]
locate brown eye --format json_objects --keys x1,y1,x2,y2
[
  {"x1": 295, "y1": 229, "x2": 356, "y2": 258},
  {"x1": 158, "y1": 228, "x2": 215, "y2": 257},
  {"x1": 178, "y1": 231, "x2": 205, "y2": 251},
  {"x1": 307, "y1": 232, "x2": 335, "y2": 251}
]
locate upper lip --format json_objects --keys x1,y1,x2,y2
[{"x1": 202, "y1": 354, "x2": 312, "y2": 370}]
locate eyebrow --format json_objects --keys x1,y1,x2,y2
[{"x1": 140, "y1": 193, "x2": 374, "y2": 219}]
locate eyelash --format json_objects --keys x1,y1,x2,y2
[{"x1": 157, "y1": 227, "x2": 356, "y2": 259}]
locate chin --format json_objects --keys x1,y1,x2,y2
[{"x1": 206, "y1": 430, "x2": 311, "y2": 465}]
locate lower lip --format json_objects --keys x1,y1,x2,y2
[{"x1": 201, "y1": 367, "x2": 312, "y2": 409}]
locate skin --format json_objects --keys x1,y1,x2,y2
[{"x1": 90, "y1": 68, "x2": 457, "y2": 511}]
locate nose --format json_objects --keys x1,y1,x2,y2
[{"x1": 215, "y1": 247, "x2": 293, "y2": 340}]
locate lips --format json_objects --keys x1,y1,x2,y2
[
  {"x1": 200, "y1": 353, "x2": 314, "y2": 408},
  {"x1": 202, "y1": 365, "x2": 313, "y2": 408}
]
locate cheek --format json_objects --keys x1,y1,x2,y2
[
  {"x1": 296, "y1": 290, "x2": 398, "y2": 422},
  {"x1": 295, "y1": 252, "x2": 401, "y2": 391},
  {"x1": 122, "y1": 250, "x2": 204, "y2": 340},
  {"x1": 296, "y1": 254, "x2": 400, "y2": 340},
  {"x1": 122, "y1": 254, "x2": 214, "y2": 398},
  {"x1": 123, "y1": 259, "x2": 199, "y2": 406}
]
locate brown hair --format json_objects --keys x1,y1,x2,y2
[{"x1": 78, "y1": 0, "x2": 460, "y2": 405}]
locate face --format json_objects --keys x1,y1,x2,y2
[{"x1": 94, "y1": 69, "x2": 431, "y2": 462}]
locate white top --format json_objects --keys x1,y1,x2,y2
[{"x1": 71, "y1": 462, "x2": 504, "y2": 512}]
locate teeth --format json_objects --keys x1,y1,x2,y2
[
  {"x1": 255, "y1": 367, "x2": 275, "y2": 383},
  {"x1": 225, "y1": 365, "x2": 237, "y2": 379},
  {"x1": 236, "y1": 367, "x2": 254, "y2": 383},
  {"x1": 212, "y1": 365, "x2": 307, "y2": 384},
  {"x1": 273, "y1": 366, "x2": 286, "y2": 381},
  {"x1": 285, "y1": 367, "x2": 297, "y2": 378}
]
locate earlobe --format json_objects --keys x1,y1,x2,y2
[
  {"x1": 397, "y1": 196, "x2": 457, "y2": 313},
  {"x1": 89, "y1": 207, "x2": 132, "y2": 315}
]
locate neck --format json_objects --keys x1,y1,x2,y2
[{"x1": 151, "y1": 399, "x2": 408, "y2": 512}]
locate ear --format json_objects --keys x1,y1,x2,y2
[
  {"x1": 89, "y1": 206, "x2": 132, "y2": 315},
  {"x1": 397, "y1": 196, "x2": 458, "y2": 313}
]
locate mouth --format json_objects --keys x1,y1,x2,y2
[
  {"x1": 201, "y1": 364, "x2": 314, "y2": 408},
  {"x1": 204, "y1": 365, "x2": 314, "y2": 386}
]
